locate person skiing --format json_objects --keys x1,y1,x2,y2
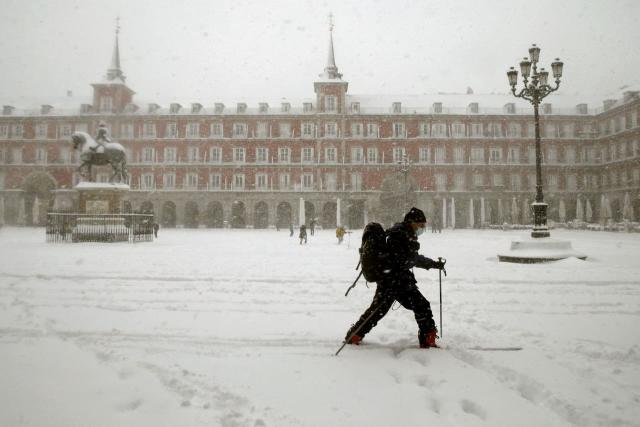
[
  {"x1": 299, "y1": 224, "x2": 307, "y2": 244},
  {"x1": 344, "y1": 207, "x2": 445, "y2": 348},
  {"x1": 336, "y1": 225, "x2": 346, "y2": 244},
  {"x1": 91, "y1": 121, "x2": 111, "y2": 152}
]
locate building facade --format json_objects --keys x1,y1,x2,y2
[{"x1": 1, "y1": 28, "x2": 639, "y2": 228}]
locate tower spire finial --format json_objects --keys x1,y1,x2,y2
[
  {"x1": 106, "y1": 16, "x2": 125, "y2": 82},
  {"x1": 321, "y1": 12, "x2": 342, "y2": 80}
]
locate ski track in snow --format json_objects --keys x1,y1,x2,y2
[{"x1": 1, "y1": 228, "x2": 639, "y2": 427}]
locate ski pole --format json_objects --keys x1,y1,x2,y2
[
  {"x1": 344, "y1": 270, "x2": 362, "y2": 297},
  {"x1": 335, "y1": 303, "x2": 381, "y2": 356},
  {"x1": 438, "y1": 257, "x2": 447, "y2": 337}
]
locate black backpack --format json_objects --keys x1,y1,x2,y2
[{"x1": 358, "y1": 222, "x2": 389, "y2": 282}]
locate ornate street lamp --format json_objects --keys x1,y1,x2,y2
[{"x1": 507, "y1": 44, "x2": 563, "y2": 238}]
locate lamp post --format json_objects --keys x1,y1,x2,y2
[{"x1": 507, "y1": 44, "x2": 563, "y2": 238}]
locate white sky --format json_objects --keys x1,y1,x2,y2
[{"x1": 0, "y1": 0, "x2": 638, "y2": 105}]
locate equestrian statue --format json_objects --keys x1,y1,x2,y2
[{"x1": 71, "y1": 123, "x2": 128, "y2": 183}]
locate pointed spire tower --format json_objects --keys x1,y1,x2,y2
[
  {"x1": 314, "y1": 13, "x2": 348, "y2": 113},
  {"x1": 91, "y1": 17, "x2": 135, "y2": 113}
]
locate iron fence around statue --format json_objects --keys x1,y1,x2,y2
[{"x1": 46, "y1": 213, "x2": 154, "y2": 243}]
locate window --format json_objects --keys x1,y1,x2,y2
[
  {"x1": 325, "y1": 96, "x2": 336, "y2": 112},
  {"x1": 210, "y1": 147, "x2": 222, "y2": 163},
  {"x1": 58, "y1": 147, "x2": 71, "y2": 164},
  {"x1": 163, "y1": 173, "x2": 175, "y2": 189},
  {"x1": 142, "y1": 147, "x2": 154, "y2": 163},
  {"x1": 256, "y1": 147, "x2": 268, "y2": 163},
  {"x1": 471, "y1": 147, "x2": 484, "y2": 164},
  {"x1": 36, "y1": 123, "x2": 48, "y2": 139},
  {"x1": 566, "y1": 174, "x2": 577, "y2": 191},
  {"x1": 325, "y1": 122, "x2": 337, "y2": 137},
  {"x1": 351, "y1": 102, "x2": 360, "y2": 113},
  {"x1": 453, "y1": 173, "x2": 465, "y2": 190},
  {"x1": 279, "y1": 123, "x2": 291, "y2": 138},
  {"x1": 392, "y1": 102, "x2": 402, "y2": 113},
  {"x1": 528, "y1": 146, "x2": 536, "y2": 164},
  {"x1": 351, "y1": 173, "x2": 362, "y2": 191},
  {"x1": 452, "y1": 123, "x2": 465, "y2": 137},
  {"x1": 279, "y1": 173, "x2": 290, "y2": 190},
  {"x1": 100, "y1": 96, "x2": 113, "y2": 112},
  {"x1": 546, "y1": 147, "x2": 557, "y2": 163},
  {"x1": 58, "y1": 124, "x2": 72, "y2": 138},
  {"x1": 143, "y1": 122, "x2": 156, "y2": 138},
  {"x1": 507, "y1": 123, "x2": 521, "y2": 138},
  {"x1": 280, "y1": 103, "x2": 290, "y2": 113},
  {"x1": 470, "y1": 123, "x2": 483, "y2": 137},
  {"x1": 120, "y1": 123, "x2": 134, "y2": 138},
  {"x1": 473, "y1": 173, "x2": 484, "y2": 187},
  {"x1": 186, "y1": 173, "x2": 198, "y2": 189},
  {"x1": 0, "y1": 125, "x2": 9, "y2": 139},
  {"x1": 510, "y1": 174, "x2": 521, "y2": 191},
  {"x1": 419, "y1": 123, "x2": 430, "y2": 137},
  {"x1": 0, "y1": 149, "x2": 5, "y2": 164},
  {"x1": 12, "y1": 124, "x2": 24, "y2": 138},
  {"x1": 256, "y1": 122, "x2": 268, "y2": 138},
  {"x1": 209, "y1": 174, "x2": 221, "y2": 190},
  {"x1": 545, "y1": 124, "x2": 558, "y2": 138},
  {"x1": 302, "y1": 173, "x2": 313, "y2": 190},
  {"x1": 302, "y1": 147, "x2": 314, "y2": 163},
  {"x1": 36, "y1": 147, "x2": 47, "y2": 164},
  {"x1": 434, "y1": 146, "x2": 446, "y2": 164},
  {"x1": 0, "y1": 172, "x2": 4, "y2": 189},
  {"x1": 489, "y1": 147, "x2": 502, "y2": 163},
  {"x1": 351, "y1": 147, "x2": 363, "y2": 163},
  {"x1": 141, "y1": 173, "x2": 155, "y2": 189},
  {"x1": 492, "y1": 173, "x2": 504, "y2": 187},
  {"x1": 187, "y1": 146, "x2": 199, "y2": 162},
  {"x1": 419, "y1": 147, "x2": 430, "y2": 163},
  {"x1": 507, "y1": 147, "x2": 520, "y2": 163},
  {"x1": 565, "y1": 146, "x2": 576, "y2": 164},
  {"x1": 278, "y1": 147, "x2": 290, "y2": 163},
  {"x1": 488, "y1": 123, "x2": 503, "y2": 138},
  {"x1": 431, "y1": 123, "x2": 447, "y2": 138},
  {"x1": 527, "y1": 123, "x2": 535, "y2": 137},
  {"x1": 548, "y1": 174, "x2": 559, "y2": 191},
  {"x1": 325, "y1": 147, "x2": 337, "y2": 163},
  {"x1": 393, "y1": 123, "x2": 405, "y2": 138},
  {"x1": 393, "y1": 146, "x2": 406, "y2": 163},
  {"x1": 166, "y1": 122, "x2": 178, "y2": 138},
  {"x1": 366, "y1": 123, "x2": 379, "y2": 138},
  {"x1": 233, "y1": 123, "x2": 247, "y2": 138},
  {"x1": 367, "y1": 147, "x2": 378, "y2": 163},
  {"x1": 12, "y1": 148, "x2": 22, "y2": 163},
  {"x1": 256, "y1": 174, "x2": 268, "y2": 190},
  {"x1": 303, "y1": 103, "x2": 313, "y2": 113},
  {"x1": 233, "y1": 147, "x2": 245, "y2": 163},
  {"x1": 211, "y1": 122, "x2": 223, "y2": 138},
  {"x1": 186, "y1": 122, "x2": 200, "y2": 138},
  {"x1": 351, "y1": 123, "x2": 363, "y2": 137},
  {"x1": 453, "y1": 146, "x2": 464, "y2": 164},
  {"x1": 164, "y1": 147, "x2": 176, "y2": 163},
  {"x1": 435, "y1": 174, "x2": 446, "y2": 191},
  {"x1": 561, "y1": 123, "x2": 575, "y2": 138},
  {"x1": 325, "y1": 173, "x2": 337, "y2": 191},
  {"x1": 302, "y1": 123, "x2": 314, "y2": 138}
]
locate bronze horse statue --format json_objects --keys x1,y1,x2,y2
[{"x1": 71, "y1": 131, "x2": 128, "y2": 183}]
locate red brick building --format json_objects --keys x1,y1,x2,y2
[{"x1": 1, "y1": 27, "x2": 639, "y2": 228}]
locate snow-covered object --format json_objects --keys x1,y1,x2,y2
[
  {"x1": 623, "y1": 193, "x2": 634, "y2": 220},
  {"x1": 498, "y1": 236, "x2": 587, "y2": 262},
  {"x1": 576, "y1": 198, "x2": 584, "y2": 222},
  {"x1": 511, "y1": 197, "x2": 519, "y2": 224},
  {"x1": 586, "y1": 199, "x2": 594, "y2": 222},
  {"x1": 559, "y1": 199, "x2": 566, "y2": 223}
]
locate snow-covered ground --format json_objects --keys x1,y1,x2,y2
[{"x1": 1, "y1": 227, "x2": 639, "y2": 427}]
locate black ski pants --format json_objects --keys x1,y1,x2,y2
[{"x1": 346, "y1": 277, "x2": 436, "y2": 340}]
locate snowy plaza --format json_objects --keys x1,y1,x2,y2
[{"x1": 0, "y1": 227, "x2": 639, "y2": 427}]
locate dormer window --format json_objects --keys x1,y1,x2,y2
[
  {"x1": 237, "y1": 103, "x2": 247, "y2": 114},
  {"x1": 281, "y1": 102, "x2": 291, "y2": 113},
  {"x1": 542, "y1": 103, "x2": 553, "y2": 114},
  {"x1": 3, "y1": 105, "x2": 15, "y2": 115},
  {"x1": 148, "y1": 103, "x2": 160, "y2": 114},
  {"x1": 259, "y1": 103, "x2": 269, "y2": 113},
  {"x1": 303, "y1": 102, "x2": 313, "y2": 112},
  {"x1": 504, "y1": 103, "x2": 516, "y2": 114},
  {"x1": 392, "y1": 102, "x2": 402, "y2": 113},
  {"x1": 214, "y1": 103, "x2": 225, "y2": 114},
  {"x1": 41, "y1": 105, "x2": 53, "y2": 115},
  {"x1": 468, "y1": 103, "x2": 479, "y2": 114},
  {"x1": 576, "y1": 104, "x2": 588, "y2": 115},
  {"x1": 191, "y1": 103, "x2": 203, "y2": 114},
  {"x1": 351, "y1": 102, "x2": 360, "y2": 114},
  {"x1": 124, "y1": 103, "x2": 138, "y2": 113},
  {"x1": 433, "y1": 102, "x2": 443, "y2": 114},
  {"x1": 325, "y1": 96, "x2": 336, "y2": 112},
  {"x1": 169, "y1": 103, "x2": 182, "y2": 114}
]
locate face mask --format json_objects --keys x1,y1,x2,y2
[{"x1": 415, "y1": 226, "x2": 425, "y2": 236}]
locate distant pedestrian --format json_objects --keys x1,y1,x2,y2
[
  {"x1": 299, "y1": 224, "x2": 308, "y2": 244},
  {"x1": 336, "y1": 225, "x2": 346, "y2": 244},
  {"x1": 310, "y1": 218, "x2": 316, "y2": 236},
  {"x1": 289, "y1": 222, "x2": 294, "y2": 237},
  {"x1": 153, "y1": 223, "x2": 159, "y2": 238}
]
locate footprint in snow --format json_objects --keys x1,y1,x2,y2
[{"x1": 460, "y1": 399, "x2": 487, "y2": 420}]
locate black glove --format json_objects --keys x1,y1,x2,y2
[{"x1": 431, "y1": 260, "x2": 446, "y2": 270}]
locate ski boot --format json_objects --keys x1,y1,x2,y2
[
  {"x1": 346, "y1": 334, "x2": 362, "y2": 345},
  {"x1": 419, "y1": 330, "x2": 439, "y2": 348}
]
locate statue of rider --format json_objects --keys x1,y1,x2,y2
[{"x1": 91, "y1": 121, "x2": 111, "y2": 152}]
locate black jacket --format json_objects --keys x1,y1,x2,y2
[{"x1": 385, "y1": 222, "x2": 438, "y2": 282}]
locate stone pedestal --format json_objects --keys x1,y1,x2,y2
[
  {"x1": 75, "y1": 182, "x2": 130, "y2": 214},
  {"x1": 498, "y1": 237, "x2": 586, "y2": 263}
]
